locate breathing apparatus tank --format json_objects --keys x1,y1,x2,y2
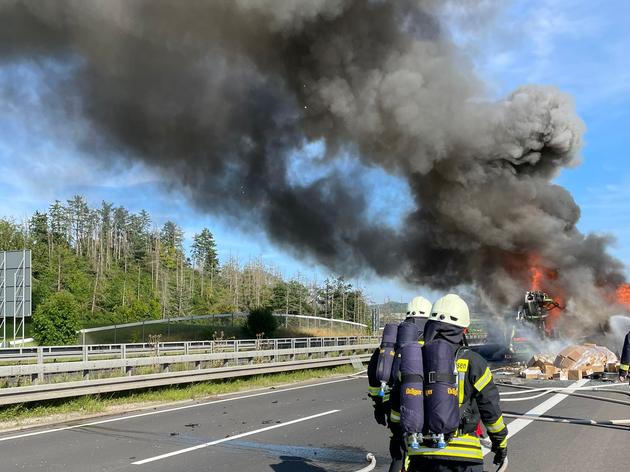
[
  {"x1": 399, "y1": 341, "x2": 424, "y2": 449},
  {"x1": 390, "y1": 321, "x2": 420, "y2": 383},
  {"x1": 375, "y1": 323, "x2": 398, "y2": 397},
  {"x1": 423, "y1": 338, "x2": 460, "y2": 446}
]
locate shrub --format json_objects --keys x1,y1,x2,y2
[
  {"x1": 32, "y1": 291, "x2": 82, "y2": 345},
  {"x1": 245, "y1": 306, "x2": 278, "y2": 338},
  {"x1": 112, "y1": 298, "x2": 161, "y2": 323}
]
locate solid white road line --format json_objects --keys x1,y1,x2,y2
[
  {"x1": 483, "y1": 379, "x2": 589, "y2": 457},
  {"x1": 0, "y1": 377, "x2": 358, "y2": 443},
  {"x1": 132, "y1": 409, "x2": 340, "y2": 465}
]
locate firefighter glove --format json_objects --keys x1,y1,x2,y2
[
  {"x1": 492, "y1": 446, "x2": 507, "y2": 465},
  {"x1": 619, "y1": 374, "x2": 627, "y2": 383},
  {"x1": 373, "y1": 402, "x2": 387, "y2": 426}
]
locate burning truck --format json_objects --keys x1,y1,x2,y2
[
  {"x1": 487, "y1": 256, "x2": 630, "y2": 361},
  {"x1": 516, "y1": 290, "x2": 563, "y2": 338},
  {"x1": 503, "y1": 272, "x2": 630, "y2": 361}
]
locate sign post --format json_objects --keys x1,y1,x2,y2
[{"x1": 0, "y1": 250, "x2": 32, "y2": 347}]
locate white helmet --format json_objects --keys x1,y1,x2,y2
[
  {"x1": 430, "y1": 294, "x2": 470, "y2": 328},
  {"x1": 406, "y1": 296, "x2": 432, "y2": 318}
]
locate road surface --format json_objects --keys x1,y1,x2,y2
[{"x1": 0, "y1": 374, "x2": 627, "y2": 471}]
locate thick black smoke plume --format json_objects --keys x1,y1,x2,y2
[{"x1": 0, "y1": 0, "x2": 626, "y2": 328}]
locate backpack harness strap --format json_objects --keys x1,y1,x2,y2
[{"x1": 426, "y1": 372, "x2": 457, "y2": 384}]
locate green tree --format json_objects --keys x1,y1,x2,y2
[
  {"x1": 245, "y1": 306, "x2": 278, "y2": 337},
  {"x1": 128, "y1": 210, "x2": 151, "y2": 261},
  {"x1": 49, "y1": 200, "x2": 69, "y2": 245},
  {"x1": 160, "y1": 221, "x2": 183, "y2": 250},
  {"x1": 271, "y1": 280, "x2": 312, "y2": 314},
  {"x1": 29, "y1": 211, "x2": 49, "y2": 246},
  {"x1": 0, "y1": 220, "x2": 26, "y2": 250},
  {"x1": 191, "y1": 228, "x2": 219, "y2": 273},
  {"x1": 32, "y1": 291, "x2": 82, "y2": 345}
]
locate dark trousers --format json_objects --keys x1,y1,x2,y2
[
  {"x1": 408, "y1": 457, "x2": 483, "y2": 472},
  {"x1": 389, "y1": 431, "x2": 404, "y2": 472},
  {"x1": 389, "y1": 458, "x2": 403, "y2": 472}
]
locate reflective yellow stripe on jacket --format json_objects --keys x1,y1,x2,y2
[
  {"x1": 456, "y1": 358, "x2": 469, "y2": 406},
  {"x1": 620, "y1": 364, "x2": 629, "y2": 372},
  {"x1": 406, "y1": 434, "x2": 483, "y2": 461},
  {"x1": 485, "y1": 415, "x2": 506, "y2": 434},
  {"x1": 368, "y1": 386, "x2": 390, "y2": 402},
  {"x1": 474, "y1": 367, "x2": 492, "y2": 392},
  {"x1": 390, "y1": 410, "x2": 400, "y2": 423}
]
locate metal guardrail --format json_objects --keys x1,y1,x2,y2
[
  {"x1": 0, "y1": 336, "x2": 380, "y2": 363},
  {"x1": 0, "y1": 333, "x2": 487, "y2": 365},
  {"x1": 0, "y1": 332, "x2": 492, "y2": 405},
  {"x1": 0, "y1": 336, "x2": 379, "y2": 393},
  {"x1": 0, "y1": 355, "x2": 373, "y2": 406}
]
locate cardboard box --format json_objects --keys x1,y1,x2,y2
[
  {"x1": 528, "y1": 354, "x2": 555, "y2": 369},
  {"x1": 553, "y1": 370, "x2": 568, "y2": 381},
  {"x1": 582, "y1": 368, "x2": 593, "y2": 377},
  {"x1": 568, "y1": 369, "x2": 582, "y2": 380},
  {"x1": 554, "y1": 344, "x2": 619, "y2": 371},
  {"x1": 590, "y1": 364, "x2": 605, "y2": 373},
  {"x1": 555, "y1": 345, "x2": 590, "y2": 370},
  {"x1": 521, "y1": 368, "x2": 542, "y2": 379},
  {"x1": 607, "y1": 363, "x2": 619, "y2": 373},
  {"x1": 542, "y1": 364, "x2": 557, "y2": 379}
]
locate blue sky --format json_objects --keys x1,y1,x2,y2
[{"x1": 0, "y1": 0, "x2": 629, "y2": 304}]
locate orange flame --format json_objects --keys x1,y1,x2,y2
[
  {"x1": 526, "y1": 256, "x2": 563, "y2": 333},
  {"x1": 544, "y1": 300, "x2": 563, "y2": 333},
  {"x1": 527, "y1": 256, "x2": 558, "y2": 292},
  {"x1": 530, "y1": 266, "x2": 544, "y2": 291},
  {"x1": 617, "y1": 284, "x2": 630, "y2": 311}
]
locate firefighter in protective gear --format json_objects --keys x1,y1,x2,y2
[
  {"x1": 368, "y1": 296, "x2": 432, "y2": 472},
  {"x1": 619, "y1": 330, "x2": 630, "y2": 383},
  {"x1": 393, "y1": 294, "x2": 508, "y2": 472},
  {"x1": 404, "y1": 295, "x2": 434, "y2": 341}
]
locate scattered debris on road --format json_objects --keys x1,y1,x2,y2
[{"x1": 520, "y1": 344, "x2": 619, "y2": 380}]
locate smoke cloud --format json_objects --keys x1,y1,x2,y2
[{"x1": 0, "y1": 0, "x2": 625, "y2": 329}]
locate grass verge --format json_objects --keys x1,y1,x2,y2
[{"x1": 0, "y1": 365, "x2": 357, "y2": 426}]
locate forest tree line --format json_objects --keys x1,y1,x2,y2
[{"x1": 0, "y1": 196, "x2": 372, "y2": 329}]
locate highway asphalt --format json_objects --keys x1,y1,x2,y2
[{"x1": 0, "y1": 373, "x2": 628, "y2": 472}]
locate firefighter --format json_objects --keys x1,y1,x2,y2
[
  {"x1": 402, "y1": 294, "x2": 508, "y2": 472},
  {"x1": 402, "y1": 295, "x2": 434, "y2": 339},
  {"x1": 619, "y1": 330, "x2": 630, "y2": 384},
  {"x1": 368, "y1": 296, "x2": 433, "y2": 472}
]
